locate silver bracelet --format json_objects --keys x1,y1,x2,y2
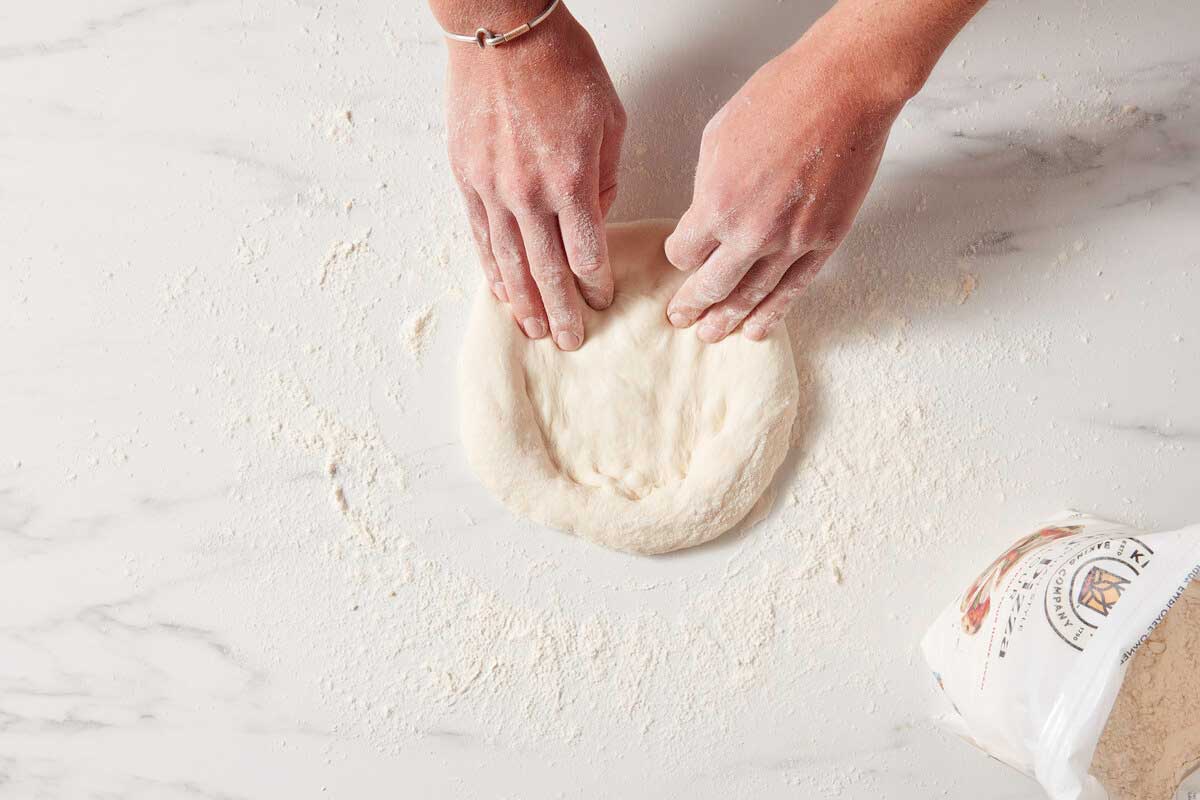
[{"x1": 443, "y1": 0, "x2": 562, "y2": 48}]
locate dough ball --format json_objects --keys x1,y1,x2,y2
[{"x1": 458, "y1": 219, "x2": 799, "y2": 555}]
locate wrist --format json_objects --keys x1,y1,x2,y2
[
  {"x1": 801, "y1": 0, "x2": 981, "y2": 110},
  {"x1": 446, "y1": 4, "x2": 592, "y2": 88},
  {"x1": 440, "y1": 0, "x2": 575, "y2": 62},
  {"x1": 797, "y1": 12, "x2": 930, "y2": 111}
]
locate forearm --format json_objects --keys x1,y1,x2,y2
[
  {"x1": 803, "y1": 0, "x2": 988, "y2": 105},
  {"x1": 427, "y1": 0, "x2": 550, "y2": 34}
]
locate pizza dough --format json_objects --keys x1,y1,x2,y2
[{"x1": 458, "y1": 219, "x2": 799, "y2": 555}]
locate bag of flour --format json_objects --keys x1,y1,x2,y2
[{"x1": 922, "y1": 511, "x2": 1200, "y2": 800}]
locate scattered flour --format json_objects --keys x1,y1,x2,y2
[
  {"x1": 138, "y1": 29, "x2": 1200, "y2": 793},
  {"x1": 401, "y1": 305, "x2": 436, "y2": 359}
]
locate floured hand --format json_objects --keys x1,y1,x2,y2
[
  {"x1": 444, "y1": 6, "x2": 625, "y2": 351},
  {"x1": 664, "y1": 6, "x2": 924, "y2": 343}
]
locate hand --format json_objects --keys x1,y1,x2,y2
[
  {"x1": 445, "y1": 6, "x2": 625, "y2": 351},
  {"x1": 664, "y1": 11, "x2": 922, "y2": 343}
]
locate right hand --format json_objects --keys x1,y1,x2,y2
[{"x1": 445, "y1": 6, "x2": 625, "y2": 351}]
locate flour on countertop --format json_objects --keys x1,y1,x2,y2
[
  {"x1": 136, "y1": 34, "x2": 1200, "y2": 792},
  {"x1": 401, "y1": 305, "x2": 436, "y2": 359}
]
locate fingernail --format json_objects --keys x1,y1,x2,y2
[
  {"x1": 585, "y1": 286, "x2": 614, "y2": 311},
  {"x1": 555, "y1": 331, "x2": 581, "y2": 351},
  {"x1": 522, "y1": 317, "x2": 546, "y2": 339},
  {"x1": 744, "y1": 323, "x2": 767, "y2": 341},
  {"x1": 696, "y1": 321, "x2": 723, "y2": 343},
  {"x1": 492, "y1": 281, "x2": 508, "y2": 302},
  {"x1": 668, "y1": 311, "x2": 690, "y2": 328}
]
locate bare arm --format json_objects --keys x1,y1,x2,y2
[{"x1": 666, "y1": 0, "x2": 987, "y2": 341}]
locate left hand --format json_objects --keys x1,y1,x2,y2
[{"x1": 664, "y1": 16, "x2": 919, "y2": 342}]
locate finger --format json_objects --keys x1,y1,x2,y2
[
  {"x1": 665, "y1": 243, "x2": 759, "y2": 329},
  {"x1": 598, "y1": 109, "x2": 625, "y2": 218},
  {"x1": 741, "y1": 250, "x2": 830, "y2": 340},
  {"x1": 692, "y1": 251, "x2": 796, "y2": 343},
  {"x1": 599, "y1": 190, "x2": 619, "y2": 219},
  {"x1": 664, "y1": 207, "x2": 718, "y2": 272},
  {"x1": 559, "y1": 197, "x2": 613, "y2": 311},
  {"x1": 460, "y1": 187, "x2": 507, "y2": 302},
  {"x1": 487, "y1": 205, "x2": 548, "y2": 340},
  {"x1": 516, "y1": 212, "x2": 586, "y2": 351}
]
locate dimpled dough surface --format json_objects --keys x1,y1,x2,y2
[{"x1": 459, "y1": 219, "x2": 799, "y2": 555}]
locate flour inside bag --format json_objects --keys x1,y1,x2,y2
[{"x1": 922, "y1": 512, "x2": 1200, "y2": 800}]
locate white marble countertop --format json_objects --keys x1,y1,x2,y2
[{"x1": 3, "y1": 0, "x2": 1199, "y2": 797}]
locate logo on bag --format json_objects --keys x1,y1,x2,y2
[
  {"x1": 960, "y1": 525, "x2": 1082, "y2": 635},
  {"x1": 1044, "y1": 537, "x2": 1153, "y2": 651},
  {"x1": 1077, "y1": 566, "x2": 1130, "y2": 616}
]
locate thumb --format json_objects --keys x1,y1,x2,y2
[{"x1": 664, "y1": 206, "x2": 717, "y2": 272}]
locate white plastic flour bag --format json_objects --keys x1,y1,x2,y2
[{"x1": 922, "y1": 511, "x2": 1200, "y2": 800}]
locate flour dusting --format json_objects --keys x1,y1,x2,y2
[{"x1": 135, "y1": 21, "x2": 1200, "y2": 794}]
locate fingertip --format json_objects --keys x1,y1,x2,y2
[
  {"x1": 554, "y1": 331, "x2": 582, "y2": 351},
  {"x1": 585, "y1": 287, "x2": 614, "y2": 311},
  {"x1": 696, "y1": 321, "x2": 724, "y2": 344},
  {"x1": 521, "y1": 317, "x2": 547, "y2": 339},
  {"x1": 743, "y1": 322, "x2": 768, "y2": 341}
]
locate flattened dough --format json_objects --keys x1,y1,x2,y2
[{"x1": 459, "y1": 219, "x2": 799, "y2": 555}]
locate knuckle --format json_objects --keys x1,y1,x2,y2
[
  {"x1": 506, "y1": 285, "x2": 538, "y2": 309},
  {"x1": 705, "y1": 190, "x2": 736, "y2": 220},
  {"x1": 785, "y1": 221, "x2": 816, "y2": 252},
  {"x1": 492, "y1": 241, "x2": 526, "y2": 271},
  {"x1": 705, "y1": 306, "x2": 738, "y2": 328},
  {"x1": 529, "y1": 258, "x2": 568, "y2": 288},
  {"x1": 716, "y1": 222, "x2": 773, "y2": 257},
  {"x1": 502, "y1": 177, "x2": 545, "y2": 214},
  {"x1": 552, "y1": 167, "x2": 590, "y2": 203},
  {"x1": 824, "y1": 220, "x2": 853, "y2": 245},
  {"x1": 610, "y1": 103, "x2": 628, "y2": 133},
  {"x1": 746, "y1": 223, "x2": 779, "y2": 253},
  {"x1": 779, "y1": 278, "x2": 807, "y2": 302},
  {"x1": 694, "y1": 273, "x2": 734, "y2": 305},
  {"x1": 755, "y1": 306, "x2": 786, "y2": 329},
  {"x1": 566, "y1": 232, "x2": 604, "y2": 270},
  {"x1": 570, "y1": 254, "x2": 604, "y2": 275},
  {"x1": 572, "y1": 261, "x2": 606, "y2": 280},
  {"x1": 469, "y1": 220, "x2": 491, "y2": 249},
  {"x1": 738, "y1": 276, "x2": 776, "y2": 304},
  {"x1": 719, "y1": 308, "x2": 748, "y2": 330},
  {"x1": 612, "y1": 96, "x2": 627, "y2": 122},
  {"x1": 460, "y1": 162, "x2": 495, "y2": 193},
  {"x1": 451, "y1": 166, "x2": 473, "y2": 191},
  {"x1": 550, "y1": 306, "x2": 583, "y2": 330},
  {"x1": 700, "y1": 105, "x2": 729, "y2": 143}
]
